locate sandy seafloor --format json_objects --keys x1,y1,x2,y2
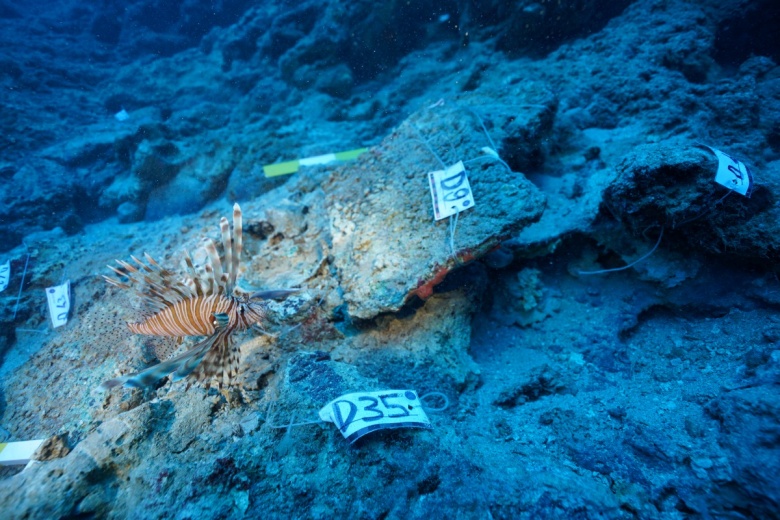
[{"x1": 1, "y1": 0, "x2": 780, "y2": 518}]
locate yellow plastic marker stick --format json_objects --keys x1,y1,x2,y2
[
  {"x1": 263, "y1": 148, "x2": 368, "y2": 178},
  {"x1": 334, "y1": 148, "x2": 368, "y2": 161},
  {"x1": 263, "y1": 160, "x2": 301, "y2": 178}
]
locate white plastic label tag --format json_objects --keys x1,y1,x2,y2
[
  {"x1": 299, "y1": 153, "x2": 337, "y2": 166},
  {"x1": 0, "y1": 439, "x2": 45, "y2": 466},
  {"x1": 428, "y1": 161, "x2": 476, "y2": 221},
  {"x1": 319, "y1": 389, "x2": 432, "y2": 443},
  {"x1": 46, "y1": 281, "x2": 71, "y2": 328},
  {"x1": 0, "y1": 260, "x2": 9, "y2": 292},
  {"x1": 706, "y1": 145, "x2": 752, "y2": 197}
]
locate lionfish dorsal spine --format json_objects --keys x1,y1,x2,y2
[
  {"x1": 220, "y1": 216, "x2": 233, "y2": 293},
  {"x1": 137, "y1": 253, "x2": 194, "y2": 299},
  {"x1": 183, "y1": 251, "x2": 204, "y2": 297},
  {"x1": 202, "y1": 237, "x2": 226, "y2": 295},
  {"x1": 107, "y1": 260, "x2": 174, "y2": 305},
  {"x1": 117, "y1": 257, "x2": 177, "y2": 302},
  {"x1": 203, "y1": 263, "x2": 216, "y2": 296},
  {"x1": 143, "y1": 252, "x2": 162, "y2": 268},
  {"x1": 129, "y1": 256, "x2": 150, "y2": 274},
  {"x1": 230, "y1": 203, "x2": 242, "y2": 292}
]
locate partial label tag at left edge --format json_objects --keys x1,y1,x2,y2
[
  {"x1": 319, "y1": 389, "x2": 432, "y2": 444},
  {"x1": 0, "y1": 439, "x2": 45, "y2": 466},
  {"x1": 0, "y1": 260, "x2": 9, "y2": 292}
]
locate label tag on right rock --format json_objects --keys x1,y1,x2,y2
[
  {"x1": 319, "y1": 389, "x2": 432, "y2": 443},
  {"x1": 705, "y1": 145, "x2": 753, "y2": 197},
  {"x1": 428, "y1": 161, "x2": 475, "y2": 221}
]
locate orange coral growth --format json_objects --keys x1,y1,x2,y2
[
  {"x1": 412, "y1": 266, "x2": 450, "y2": 300},
  {"x1": 410, "y1": 251, "x2": 477, "y2": 300}
]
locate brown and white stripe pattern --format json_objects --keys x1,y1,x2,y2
[
  {"x1": 100, "y1": 203, "x2": 272, "y2": 391},
  {"x1": 127, "y1": 294, "x2": 233, "y2": 337}
]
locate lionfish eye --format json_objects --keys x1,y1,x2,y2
[{"x1": 212, "y1": 313, "x2": 230, "y2": 329}]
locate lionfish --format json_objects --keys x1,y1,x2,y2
[{"x1": 101, "y1": 203, "x2": 293, "y2": 391}]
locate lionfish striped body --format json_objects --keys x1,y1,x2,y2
[
  {"x1": 126, "y1": 293, "x2": 262, "y2": 337},
  {"x1": 101, "y1": 203, "x2": 279, "y2": 391}
]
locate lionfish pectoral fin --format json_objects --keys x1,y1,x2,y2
[
  {"x1": 98, "y1": 333, "x2": 219, "y2": 390},
  {"x1": 249, "y1": 288, "x2": 300, "y2": 301},
  {"x1": 171, "y1": 331, "x2": 225, "y2": 381},
  {"x1": 97, "y1": 375, "x2": 130, "y2": 392}
]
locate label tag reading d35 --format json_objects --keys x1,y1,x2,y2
[
  {"x1": 46, "y1": 281, "x2": 71, "y2": 328},
  {"x1": 428, "y1": 161, "x2": 475, "y2": 221},
  {"x1": 706, "y1": 145, "x2": 753, "y2": 197},
  {"x1": 319, "y1": 390, "x2": 432, "y2": 443}
]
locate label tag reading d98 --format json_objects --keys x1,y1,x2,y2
[
  {"x1": 428, "y1": 161, "x2": 475, "y2": 221},
  {"x1": 319, "y1": 390, "x2": 432, "y2": 443}
]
